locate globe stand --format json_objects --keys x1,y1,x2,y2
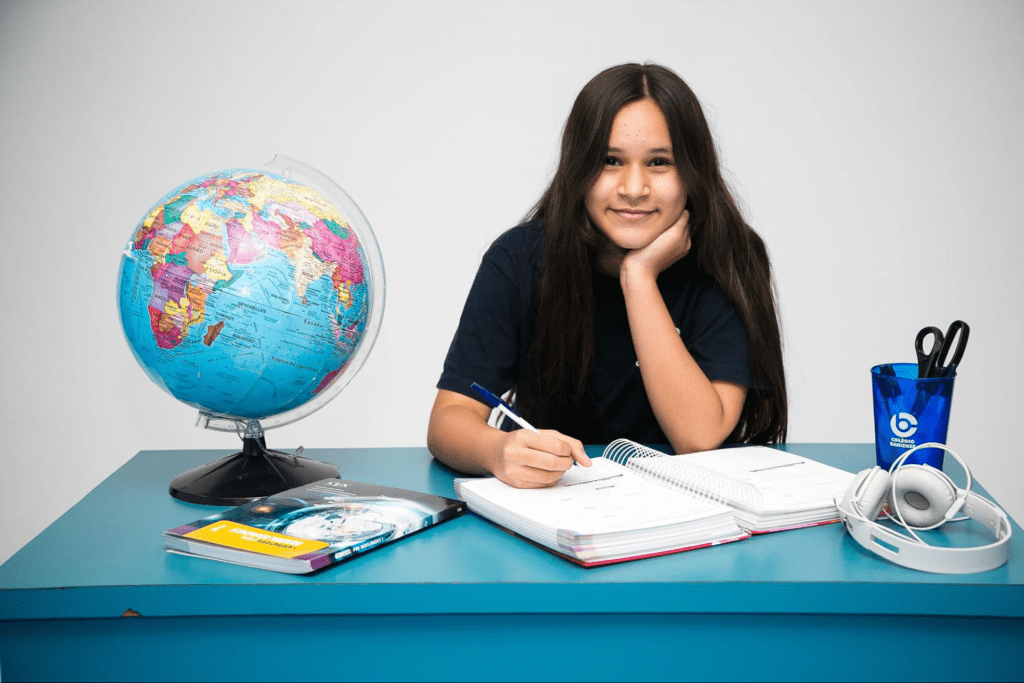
[{"x1": 169, "y1": 420, "x2": 339, "y2": 506}]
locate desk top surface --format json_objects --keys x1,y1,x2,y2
[{"x1": 1, "y1": 443, "x2": 1021, "y2": 621}]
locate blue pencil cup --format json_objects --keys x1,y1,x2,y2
[{"x1": 871, "y1": 363, "x2": 955, "y2": 470}]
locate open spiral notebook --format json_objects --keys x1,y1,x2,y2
[{"x1": 455, "y1": 440, "x2": 855, "y2": 566}]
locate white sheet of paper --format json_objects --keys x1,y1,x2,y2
[
  {"x1": 458, "y1": 458, "x2": 730, "y2": 535},
  {"x1": 672, "y1": 447, "x2": 854, "y2": 512}
]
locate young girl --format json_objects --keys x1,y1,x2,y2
[{"x1": 427, "y1": 63, "x2": 787, "y2": 488}]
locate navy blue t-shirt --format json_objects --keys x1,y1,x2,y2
[{"x1": 437, "y1": 222, "x2": 752, "y2": 445}]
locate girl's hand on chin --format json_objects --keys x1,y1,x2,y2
[{"x1": 621, "y1": 210, "x2": 691, "y2": 281}]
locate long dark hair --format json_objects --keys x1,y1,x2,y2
[{"x1": 524, "y1": 62, "x2": 787, "y2": 444}]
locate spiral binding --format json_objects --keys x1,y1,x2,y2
[{"x1": 603, "y1": 439, "x2": 763, "y2": 510}]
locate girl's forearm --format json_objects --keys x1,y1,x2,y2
[{"x1": 620, "y1": 267, "x2": 746, "y2": 453}]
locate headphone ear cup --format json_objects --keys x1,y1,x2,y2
[
  {"x1": 891, "y1": 465, "x2": 958, "y2": 528},
  {"x1": 842, "y1": 467, "x2": 890, "y2": 520}
]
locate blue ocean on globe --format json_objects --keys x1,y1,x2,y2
[{"x1": 117, "y1": 168, "x2": 372, "y2": 421}]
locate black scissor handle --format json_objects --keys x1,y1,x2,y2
[
  {"x1": 915, "y1": 326, "x2": 944, "y2": 378},
  {"x1": 931, "y1": 320, "x2": 970, "y2": 377}
]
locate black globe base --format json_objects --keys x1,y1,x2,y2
[{"x1": 169, "y1": 436, "x2": 339, "y2": 506}]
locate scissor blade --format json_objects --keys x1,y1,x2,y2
[{"x1": 933, "y1": 320, "x2": 970, "y2": 377}]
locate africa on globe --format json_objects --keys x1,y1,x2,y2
[{"x1": 117, "y1": 157, "x2": 385, "y2": 432}]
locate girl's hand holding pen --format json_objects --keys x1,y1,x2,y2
[
  {"x1": 470, "y1": 382, "x2": 590, "y2": 487},
  {"x1": 489, "y1": 428, "x2": 590, "y2": 489}
]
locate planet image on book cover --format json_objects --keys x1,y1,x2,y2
[
  {"x1": 238, "y1": 496, "x2": 436, "y2": 546},
  {"x1": 116, "y1": 155, "x2": 385, "y2": 505}
]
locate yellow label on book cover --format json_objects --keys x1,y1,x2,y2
[{"x1": 185, "y1": 521, "x2": 330, "y2": 558}]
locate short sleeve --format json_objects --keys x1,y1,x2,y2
[
  {"x1": 679, "y1": 281, "x2": 752, "y2": 388},
  {"x1": 436, "y1": 226, "x2": 540, "y2": 406}
]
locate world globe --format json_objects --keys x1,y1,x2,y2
[{"x1": 117, "y1": 156, "x2": 385, "y2": 504}]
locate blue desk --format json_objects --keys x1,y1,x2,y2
[{"x1": 1, "y1": 444, "x2": 1022, "y2": 682}]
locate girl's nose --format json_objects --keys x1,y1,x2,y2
[{"x1": 618, "y1": 164, "x2": 650, "y2": 199}]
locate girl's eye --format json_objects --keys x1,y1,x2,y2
[
  {"x1": 650, "y1": 157, "x2": 673, "y2": 167},
  {"x1": 604, "y1": 156, "x2": 621, "y2": 166}
]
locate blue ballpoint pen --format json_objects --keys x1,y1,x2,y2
[{"x1": 470, "y1": 383, "x2": 538, "y2": 433}]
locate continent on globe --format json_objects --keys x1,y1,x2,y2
[
  {"x1": 203, "y1": 320, "x2": 225, "y2": 347},
  {"x1": 118, "y1": 168, "x2": 375, "y2": 422}
]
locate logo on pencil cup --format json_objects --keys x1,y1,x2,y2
[{"x1": 890, "y1": 412, "x2": 918, "y2": 438}]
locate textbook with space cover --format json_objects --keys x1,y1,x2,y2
[
  {"x1": 165, "y1": 478, "x2": 466, "y2": 574},
  {"x1": 454, "y1": 440, "x2": 855, "y2": 566}
]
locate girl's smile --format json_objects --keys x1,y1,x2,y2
[{"x1": 612, "y1": 208, "x2": 656, "y2": 218}]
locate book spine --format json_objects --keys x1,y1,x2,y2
[{"x1": 291, "y1": 551, "x2": 333, "y2": 571}]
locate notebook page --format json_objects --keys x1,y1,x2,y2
[
  {"x1": 456, "y1": 457, "x2": 732, "y2": 536},
  {"x1": 673, "y1": 447, "x2": 854, "y2": 513}
]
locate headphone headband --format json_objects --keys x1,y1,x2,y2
[{"x1": 838, "y1": 443, "x2": 1012, "y2": 574}]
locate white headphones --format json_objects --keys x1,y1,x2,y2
[{"x1": 837, "y1": 442, "x2": 1012, "y2": 574}]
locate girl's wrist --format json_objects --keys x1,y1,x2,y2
[
  {"x1": 481, "y1": 427, "x2": 512, "y2": 476},
  {"x1": 619, "y1": 256, "x2": 658, "y2": 290}
]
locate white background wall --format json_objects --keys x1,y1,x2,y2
[{"x1": 1, "y1": 0, "x2": 1021, "y2": 565}]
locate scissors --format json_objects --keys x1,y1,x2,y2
[{"x1": 915, "y1": 320, "x2": 970, "y2": 378}]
